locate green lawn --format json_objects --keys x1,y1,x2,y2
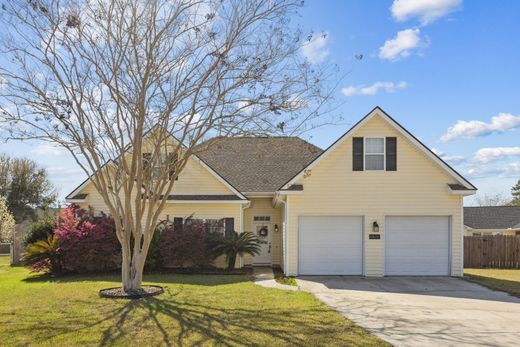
[
  {"x1": 0, "y1": 256, "x2": 387, "y2": 346},
  {"x1": 464, "y1": 268, "x2": 520, "y2": 297}
]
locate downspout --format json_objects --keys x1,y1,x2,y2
[
  {"x1": 276, "y1": 194, "x2": 289, "y2": 275},
  {"x1": 240, "y1": 201, "x2": 251, "y2": 268},
  {"x1": 460, "y1": 197, "x2": 464, "y2": 277}
]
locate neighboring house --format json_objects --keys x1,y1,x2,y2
[
  {"x1": 66, "y1": 107, "x2": 477, "y2": 277},
  {"x1": 464, "y1": 206, "x2": 520, "y2": 236}
]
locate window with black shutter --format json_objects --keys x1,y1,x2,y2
[
  {"x1": 386, "y1": 137, "x2": 397, "y2": 171},
  {"x1": 353, "y1": 137, "x2": 364, "y2": 171},
  {"x1": 224, "y1": 218, "x2": 234, "y2": 238}
]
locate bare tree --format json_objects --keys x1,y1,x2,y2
[
  {"x1": 0, "y1": 0, "x2": 336, "y2": 291},
  {"x1": 475, "y1": 193, "x2": 511, "y2": 207}
]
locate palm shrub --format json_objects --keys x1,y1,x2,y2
[
  {"x1": 207, "y1": 231, "x2": 261, "y2": 271},
  {"x1": 22, "y1": 235, "x2": 61, "y2": 274}
]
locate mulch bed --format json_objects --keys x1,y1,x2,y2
[{"x1": 99, "y1": 285, "x2": 164, "y2": 299}]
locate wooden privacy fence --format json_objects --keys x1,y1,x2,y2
[{"x1": 464, "y1": 235, "x2": 520, "y2": 269}]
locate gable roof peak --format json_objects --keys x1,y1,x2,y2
[{"x1": 279, "y1": 106, "x2": 477, "y2": 191}]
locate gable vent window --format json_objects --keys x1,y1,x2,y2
[{"x1": 365, "y1": 138, "x2": 385, "y2": 170}]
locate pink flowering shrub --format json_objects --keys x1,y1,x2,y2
[{"x1": 55, "y1": 204, "x2": 120, "y2": 273}]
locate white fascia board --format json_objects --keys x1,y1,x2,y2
[
  {"x1": 276, "y1": 190, "x2": 304, "y2": 195},
  {"x1": 65, "y1": 199, "x2": 86, "y2": 203},
  {"x1": 450, "y1": 190, "x2": 476, "y2": 196},
  {"x1": 165, "y1": 200, "x2": 250, "y2": 204}
]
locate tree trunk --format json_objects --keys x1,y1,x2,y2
[
  {"x1": 227, "y1": 253, "x2": 237, "y2": 271},
  {"x1": 121, "y1": 241, "x2": 149, "y2": 292}
]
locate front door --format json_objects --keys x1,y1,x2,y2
[{"x1": 253, "y1": 222, "x2": 272, "y2": 264}]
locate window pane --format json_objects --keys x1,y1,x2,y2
[
  {"x1": 366, "y1": 138, "x2": 384, "y2": 154},
  {"x1": 366, "y1": 154, "x2": 384, "y2": 170}
]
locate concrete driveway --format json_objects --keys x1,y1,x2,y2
[{"x1": 298, "y1": 276, "x2": 520, "y2": 347}]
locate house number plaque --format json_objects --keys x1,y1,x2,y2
[{"x1": 369, "y1": 234, "x2": 380, "y2": 240}]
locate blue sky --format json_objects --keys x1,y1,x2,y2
[
  {"x1": 2, "y1": 0, "x2": 519, "y2": 205},
  {"x1": 297, "y1": 0, "x2": 520, "y2": 205}
]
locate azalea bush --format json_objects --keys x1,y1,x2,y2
[
  {"x1": 160, "y1": 219, "x2": 213, "y2": 269},
  {"x1": 54, "y1": 204, "x2": 120, "y2": 273}
]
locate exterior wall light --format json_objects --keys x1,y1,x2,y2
[
  {"x1": 274, "y1": 224, "x2": 279, "y2": 232},
  {"x1": 372, "y1": 221, "x2": 379, "y2": 233}
]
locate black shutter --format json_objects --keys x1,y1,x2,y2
[
  {"x1": 353, "y1": 137, "x2": 364, "y2": 171},
  {"x1": 224, "y1": 218, "x2": 234, "y2": 238},
  {"x1": 386, "y1": 137, "x2": 397, "y2": 171},
  {"x1": 173, "y1": 217, "x2": 183, "y2": 230}
]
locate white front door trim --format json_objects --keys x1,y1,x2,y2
[{"x1": 252, "y1": 216, "x2": 273, "y2": 264}]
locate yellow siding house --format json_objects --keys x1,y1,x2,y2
[{"x1": 66, "y1": 107, "x2": 477, "y2": 276}]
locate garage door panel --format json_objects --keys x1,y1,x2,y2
[
  {"x1": 299, "y1": 216, "x2": 363, "y2": 275},
  {"x1": 386, "y1": 216, "x2": 450, "y2": 276}
]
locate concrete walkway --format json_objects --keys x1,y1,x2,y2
[
  {"x1": 298, "y1": 276, "x2": 520, "y2": 347},
  {"x1": 252, "y1": 267, "x2": 298, "y2": 291}
]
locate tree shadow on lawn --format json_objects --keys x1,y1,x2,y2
[
  {"x1": 6, "y1": 292, "x2": 366, "y2": 346},
  {"x1": 22, "y1": 272, "x2": 250, "y2": 286}
]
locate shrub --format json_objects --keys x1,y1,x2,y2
[
  {"x1": 207, "y1": 231, "x2": 260, "y2": 270},
  {"x1": 24, "y1": 219, "x2": 55, "y2": 246},
  {"x1": 22, "y1": 235, "x2": 61, "y2": 274},
  {"x1": 54, "y1": 204, "x2": 120, "y2": 273},
  {"x1": 160, "y1": 219, "x2": 212, "y2": 268},
  {"x1": 0, "y1": 196, "x2": 15, "y2": 243},
  {"x1": 144, "y1": 228, "x2": 162, "y2": 271}
]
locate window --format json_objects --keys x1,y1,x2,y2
[
  {"x1": 205, "y1": 219, "x2": 226, "y2": 233},
  {"x1": 253, "y1": 216, "x2": 271, "y2": 222},
  {"x1": 182, "y1": 218, "x2": 229, "y2": 234},
  {"x1": 365, "y1": 138, "x2": 384, "y2": 170},
  {"x1": 143, "y1": 152, "x2": 178, "y2": 180}
]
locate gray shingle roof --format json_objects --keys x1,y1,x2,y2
[
  {"x1": 196, "y1": 137, "x2": 322, "y2": 192},
  {"x1": 464, "y1": 206, "x2": 520, "y2": 229}
]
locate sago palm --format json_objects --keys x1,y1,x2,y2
[
  {"x1": 207, "y1": 231, "x2": 260, "y2": 270},
  {"x1": 22, "y1": 235, "x2": 61, "y2": 274}
]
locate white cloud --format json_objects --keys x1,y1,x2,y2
[
  {"x1": 301, "y1": 32, "x2": 330, "y2": 64},
  {"x1": 30, "y1": 143, "x2": 69, "y2": 157},
  {"x1": 431, "y1": 148, "x2": 466, "y2": 164},
  {"x1": 440, "y1": 113, "x2": 520, "y2": 142},
  {"x1": 474, "y1": 147, "x2": 520, "y2": 163},
  {"x1": 391, "y1": 0, "x2": 462, "y2": 26},
  {"x1": 341, "y1": 81, "x2": 408, "y2": 97},
  {"x1": 379, "y1": 29, "x2": 426, "y2": 61},
  {"x1": 467, "y1": 162, "x2": 520, "y2": 179}
]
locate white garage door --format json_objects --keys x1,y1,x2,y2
[
  {"x1": 385, "y1": 216, "x2": 450, "y2": 276},
  {"x1": 298, "y1": 216, "x2": 363, "y2": 275}
]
